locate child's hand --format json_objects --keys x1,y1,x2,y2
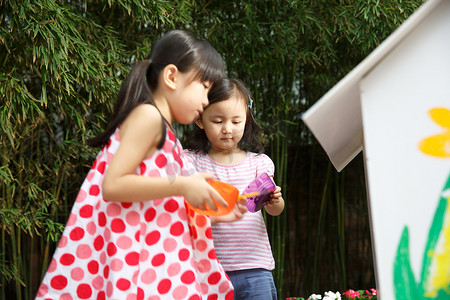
[
  {"x1": 183, "y1": 172, "x2": 228, "y2": 211},
  {"x1": 267, "y1": 186, "x2": 282, "y2": 206},
  {"x1": 264, "y1": 186, "x2": 285, "y2": 216},
  {"x1": 210, "y1": 196, "x2": 248, "y2": 225}
]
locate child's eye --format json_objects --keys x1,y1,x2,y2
[
  {"x1": 233, "y1": 121, "x2": 242, "y2": 125},
  {"x1": 212, "y1": 121, "x2": 222, "y2": 124}
]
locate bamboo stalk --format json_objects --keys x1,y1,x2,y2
[
  {"x1": 336, "y1": 172, "x2": 347, "y2": 290},
  {"x1": 312, "y1": 163, "x2": 331, "y2": 290},
  {"x1": 10, "y1": 227, "x2": 21, "y2": 300},
  {"x1": 28, "y1": 232, "x2": 34, "y2": 300},
  {"x1": 305, "y1": 141, "x2": 317, "y2": 292},
  {"x1": 1, "y1": 148, "x2": 5, "y2": 298},
  {"x1": 1, "y1": 228, "x2": 5, "y2": 299},
  {"x1": 278, "y1": 116, "x2": 289, "y2": 297}
]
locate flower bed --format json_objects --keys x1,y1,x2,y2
[{"x1": 286, "y1": 289, "x2": 377, "y2": 300}]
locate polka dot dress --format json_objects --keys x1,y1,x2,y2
[{"x1": 36, "y1": 127, "x2": 234, "y2": 300}]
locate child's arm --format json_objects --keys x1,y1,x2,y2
[
  {"x1": 264, "y1": 185, "x2": 285, "y2": 216},
  {"x1": 102, "y1": 104, "x2": 227, "y2": 210}
]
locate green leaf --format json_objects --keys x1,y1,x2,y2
[{"x1": 394, "y1": 226, "x2": 420, "y2": 300}]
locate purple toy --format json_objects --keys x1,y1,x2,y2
[{"x1": 242, "y1": 172, "x2": 276, "y2": 212}]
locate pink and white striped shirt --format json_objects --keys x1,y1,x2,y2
[{"x1": 184, "y1": 150, "x2": 275, "y2": 272}]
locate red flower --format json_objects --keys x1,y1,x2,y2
[{"x1": 343, "y1": 289, "x2": 360, "y2": 299}]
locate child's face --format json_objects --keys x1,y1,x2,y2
[
  {"x1": 170, "y1": 71, "x2": 211, "y2": 125},
  {"x1": 198, "y1": 95, "x2": 247, "y2": 152}
]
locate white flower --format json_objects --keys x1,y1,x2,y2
[
  {"x1": 308, "y1": 294, "x2": 322, "y2": 300},
  {"x1": 323, "y1": 291, "x2": 341, "y2": 300}
]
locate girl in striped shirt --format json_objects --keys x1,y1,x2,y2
[{"x1": 184, "y1": 78, "x2": 285, "y2": 300}]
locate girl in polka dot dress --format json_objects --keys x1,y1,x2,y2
[{"x1": 35, "y1": 30, "x2": 235, "y2": 300}]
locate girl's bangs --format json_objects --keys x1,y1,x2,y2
[
  {"x1": 193, "y1": 47, "x2": 225, "y2": 83},
  {"x1": 197, "y1": 62, "x2": 224, "y2": 83}
]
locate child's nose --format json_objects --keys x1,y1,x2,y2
[
  {"x1": 222, "y1": 123, "x2": 232, "y2": 134},
  {"x1": 202, "y1": 96, "x2": 209, "y2": 107}
]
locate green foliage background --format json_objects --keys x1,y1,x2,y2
[{"x1": 0, "y1": 0, "x2": 423, "y2": 299}]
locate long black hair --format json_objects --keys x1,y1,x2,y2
[
  {"x1": 186, "y1": 78, "x2": 264, "y2": 154},
  {"x1": 88, "y1": 30, "x2": 225, "y2": 148}
]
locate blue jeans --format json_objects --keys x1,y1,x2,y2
[{"x1": 227, "y1": 268, "x2": 277, "y2": 300}]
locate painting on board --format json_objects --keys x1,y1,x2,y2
[{"x1": 393, "y1": 108, "x2": 450, "y2": 299}]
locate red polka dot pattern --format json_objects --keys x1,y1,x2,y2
[
  {"x1": 60, "y1": 254, "x2": 75, "y2": 266},
  {"x1": 181, "y1": 270, "x2": 195, "y2": 284},
  {"x1": 170, "y1": 221, "x2": 184, "y2": 236},
  {"x1": 205, "y1": 227, "x2": 213, "y2": 239},
  {"x1": 79, "y1": 205, "x2": 93, "y2": 218},
  {"x1": 155, "y1": 154, "x2": 167, "y2": 168},
  {"x1": 145, "y1": 208, "x2": 156, "y2": 222},
  {"x1": 103, "y1": 266, "x2": 109, "y2": 279},
  {"x1": 164, "y1": 199, "x2": 179, "y2": 212},
  {"x1": 97, "y1": 161, "x2": 106, "y2": 174},
  {"x1": 35, "y1": 127, "x2": 233, "y2": 299},
  {"x1": 98, "y1": 212, "x2": 106, "y2": 227},
  {"x1": 88, "y1": 260, "x2": 99, "y2": 274},
  {"x1": 208, "y1": 272, "x2": 222, "y2": 285},
  {"x1": 151, "y1": 253, "x2": 166, "y2": 267},
  {"x1": 50, "y1": 275, "x2": 67, "y2": 290},
  {"x1": 145, "y1": 230, "x2": 161, "y2": 246},
  {"x1": 93, "y1": 235, "x2": 104, "y2": 251},
  {"x1": 116, "y1": 278, "x2": 131, "y2": 291},
  {"x1": 125, "y1": 252, "x2": 139, "y2": 266},
  {"x1": 178, "y1": 248, "x2": 190, "y2": 261},
  {"x1": 77, "y1": 283, "x2": 92, "y2": 299},
  {"x1": 69, "y1": 227, "x2": 84, "y2": 241},
  {"x1": 121, "y1": 202, "x2": 132, "y2": 209},
  {"x1": 89, "y1": 185, "x2": 100, "y2": 196},
  {"x1": 107, "y1": 242, "x2": 117, "y2": 256},
  {"x1": 111, "y1": 218, "x2": 126, "y2": 233},
  {"x1": 139, "y1": 162, "x2": 147, "y2": 175}
]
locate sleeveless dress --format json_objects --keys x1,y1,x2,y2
[{"x1": 35, "y1": 126, "x2": 234, "y2": 300}]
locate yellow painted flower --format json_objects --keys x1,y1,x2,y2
[{"x1": 419, "y1": 107, "x2": 450, "y2": 158}]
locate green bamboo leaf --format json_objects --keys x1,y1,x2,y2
[{"x1": 0, "y1": 165, "x2": 13, "y2": 184}]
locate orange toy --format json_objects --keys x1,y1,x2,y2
[{"x1": 186, "y1": 179, "x2": 258, "y2": 216}]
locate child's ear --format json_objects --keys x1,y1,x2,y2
[
  {"x1": 194, "y1": 118, "x2": 204, "y2": 129},
  {"x1": 162, "y1": 64, "x2": 178, "y2": 90}
]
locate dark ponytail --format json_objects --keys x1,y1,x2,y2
[{"x1": 88, "y1": 30, "x2": 225, "y2": 148}]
